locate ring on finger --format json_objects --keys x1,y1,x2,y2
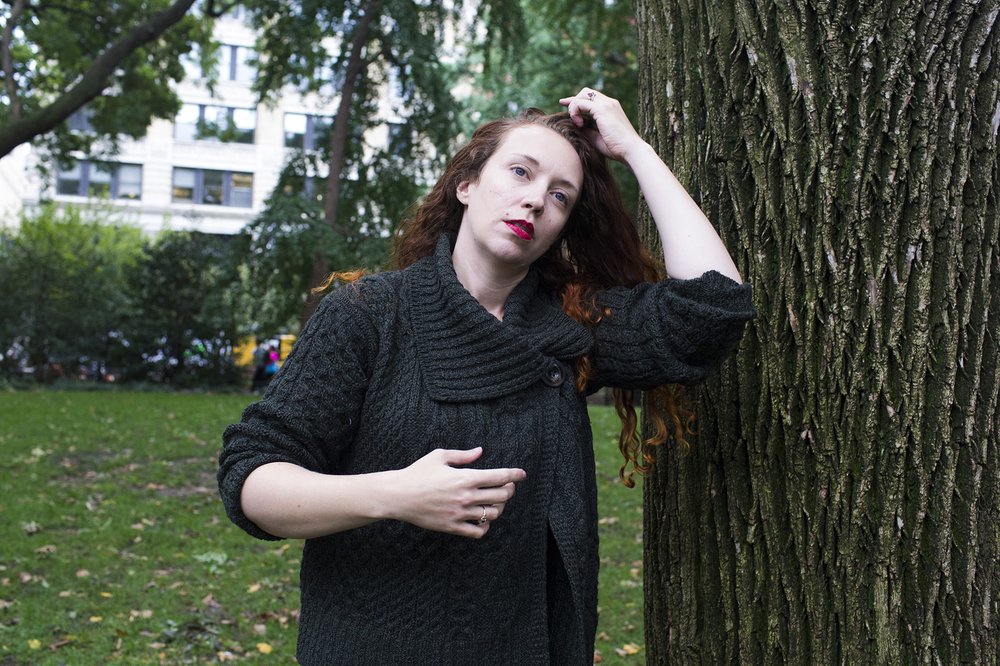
[
  {"x1": 478, "y1": 505, "x2": 489, "y2": 524},
  {"x1": 586, "y1": 90, "x2": 596, "y2": 101}
]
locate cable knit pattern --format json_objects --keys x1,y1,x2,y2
[{"x1": 218, "y1": 236, "x2": 754, "y2": 665}]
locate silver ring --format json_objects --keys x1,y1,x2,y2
[
  {"x1": 478, "y1": 505, "x2": 489, "y2": 524},
  {"x1": 586, "y1": 91, "x2": 596, "y2": 101}
]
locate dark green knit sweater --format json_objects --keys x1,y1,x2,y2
[{"x1": 218, "y1": 237, "x2": 754, "y2": 665}]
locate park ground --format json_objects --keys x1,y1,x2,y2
[{"x1": 0, "y1": 391, "x2": 645, "y2": 664}]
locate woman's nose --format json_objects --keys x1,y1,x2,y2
[{"x1": 521, "y1": 186, "x2": 545, "y2": 211}]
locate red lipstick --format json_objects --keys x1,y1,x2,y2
[{"x1": 505, "y1": 219, "x2": 535, "y2": 241}]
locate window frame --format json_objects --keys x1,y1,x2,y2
[
  {"x1": 55, "y1": 160, "x2": 143, "y2": 200},
  {"x1": 170, "y1": 167, "x2": 254, "y2": 208},
  {"x1": 174, "y1": 103, "x2": 256, "y2": 144},
  {"x1": 283, "y1": 113, "x2": 334, "y2": 150}
]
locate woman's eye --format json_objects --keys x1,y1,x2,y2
[
  {"x1": 553, "y1": 191, "x2": 568, "y2": 204},
  {"x1": 512, "y1": 166, "x2": 527, "y2": 177}
]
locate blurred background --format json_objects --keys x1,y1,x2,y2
[{"x1": 0, "y1": 0, "x2": 638, "y2": 390}]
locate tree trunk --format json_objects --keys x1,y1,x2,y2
[
  {"x1": 299, "y1": 0, "x2": 382, "y2": 328},
  {"x1": 635, "y1": 0, "x2": 1000, "y2": 663}
]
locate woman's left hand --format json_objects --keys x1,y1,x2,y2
[{"x1": 558, "y1": 88, "x2": 646, "y2": 163}]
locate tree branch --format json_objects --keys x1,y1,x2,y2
[
  {"x1": 1, "y1": 0, "x2": 25, "y2": 121},
  {"x1": 204, "y1": 0, "x2": 240, "y2": 19},
  {"x1": 322, "y1": 0, "x2": 383, "y2": 232},
  {"x1": 0, "y1": 0, "x2": 198, "y2": 157}
]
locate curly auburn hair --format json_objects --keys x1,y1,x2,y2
[{"x1": 391, "y1": 109, "x2": 694, "y2": 486}]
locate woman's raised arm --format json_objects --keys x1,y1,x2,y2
[{"x1": 560, "y1": 89, "x2": 742, "y2": 283}]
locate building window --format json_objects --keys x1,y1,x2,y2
[
  {"x1": 67, "y1": 107, "x2": 94, "y2": 132},
  {"x1": 284, "y1": 113, "x2": 333, "y2": 150},
  {"x1": 175, "y1": 104, "x2": 255, "y2": 143},
  {"x1": 56, "y1": 161, "x2": 142, "y2": 199},
  {"x1": 172, "y1": 168, "x2": 253, "y2": 208},
  {"x1": 218, "y1": 44, "x2": 255, "y2": 83},
  {"x1": 223, "y1": 6, "x2": 248, "y2": 23},
  {"x1": 386, "y1": 122, "x2": 411, "y2": 153},
  {"x1": 182, "y1": 44, "x2": 203, "y2": 81},
  {"x1": 182, "y1": 43, "x2": 254, "y2": 82}
]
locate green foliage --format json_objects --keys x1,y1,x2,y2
[
  {"x1": 234, "y1": 1, "x2": 527, "y2": 309},
  {"x1": 123, "y1": 231, "x2": 243, "y2": 386},
  {"x1": 0, "y1": 0, "x2": 215, "y2": 163},
  {"x1": 0, "y1": 207, "x2": 248, "y2": 386},
  {"x1": 244, "y1": 0, "x2": 461, "y2": 159},
  {"x1": 464, "y1": 0, "x2": 641, "y2": 212},
  {"x1": 234, "y1": 188, "x2": 335, "y2": 335},
  {"x1": 467, "y1": 0, "x2": 638, "y2": 120},
  {"x1": 0, "y1": 204, "x2": 144, "y2": 379},
  {"x1": 0, "y1": 392, "x2": 643, "y2": 664},
  {"x1": 233, "y1": 141, "x2": 408, "y2": 335}
]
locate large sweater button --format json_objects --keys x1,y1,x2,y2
[{"x1": 542, "y1": 361, "x2": 565, "y2": 387}]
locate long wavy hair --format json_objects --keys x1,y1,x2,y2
[{"x1": 392, "y1": 109, "x2": 693, "y2": 486}]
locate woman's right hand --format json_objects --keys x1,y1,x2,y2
[
  {"x1": 240, "y1": 448, "x2": 525, "y2": 540},
  {"x1": 387, "y1": 447, "x2": 526, "y2": 539}
]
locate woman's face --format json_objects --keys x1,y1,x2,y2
[{"x1": 454, "y1": 125, "x2": 584, "y2": 274}]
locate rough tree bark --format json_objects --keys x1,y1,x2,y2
[{"x1": 634, "y1": 0, "x2": 1000, "y2": 662}]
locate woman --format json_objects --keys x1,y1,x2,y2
[{"x1": 218, "y1": 89, "x2": 753, "y2": 664}]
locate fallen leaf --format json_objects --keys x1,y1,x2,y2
[
  {"x1": 34, "y1": 544, "x2": 57, "y2": 555},
  {"x1": 247, "y1": 582, "x2": 261, "y2": 593},
  {"x1": 21, "y1": 521, "x2": 41, "y2": 535},
  {"x1": 252, "y1": 623, "x2": 267, "y2": 636},
  {"x1": 89, "y1": 616, "x2": 103, "y2": 623},
  {"x1": 257, "y1": 642, "x2": 273, "y2": 654},
  {"x1": 217, "y1": 650, "x2": 237, "y2": 662},
  {"x1": 49, "y1": 636, "x2": 75, "y2": 650},
  {"x1": 614, "y1": 643, "x2": 641, "y2": 657},
  {"x1": 100, "y1": 591, "x2": 113, "y2": 598},
  {"x1": 76, "y1": 569, "x2": 90, "y2": 578},
  {"x1": 27, "y1": 639, "x2": 42, "y2": 650}
]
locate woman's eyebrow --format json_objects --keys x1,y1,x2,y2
[{"x1": 509, "y1": 152, "x2": 580, "y2": 193}]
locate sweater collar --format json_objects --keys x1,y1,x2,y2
[{"x1": 408, "y1": 236, "x2": 592, "y2": 402}]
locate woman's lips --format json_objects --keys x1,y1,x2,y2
[{"x1": 505, "y1": 219, "x2": 535, "y2": 241}]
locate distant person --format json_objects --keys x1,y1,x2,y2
[
  {"x1": 218, "y1": 88, "x2": 754, "y2": 664},
  {"x1": 250, "y1": 341, "x2": 268, "y2": 392},
  {"x1": 263, "y1": 344, "x2": 279, "y2": 383}
]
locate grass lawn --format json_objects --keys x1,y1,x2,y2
[{"x1": 0, "y1": 391, "x2": 645, "y2": 664}]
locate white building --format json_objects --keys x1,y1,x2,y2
[{"x1": 1, "y1": 10, "x2": 380, "y2": 235}]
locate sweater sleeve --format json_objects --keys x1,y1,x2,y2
[
  {"x1": 217, "y1": 286, "x2": 377, "y2": 540},
  {"x1": 588, "y1": 270, "x2": 755, "y2": 391}
]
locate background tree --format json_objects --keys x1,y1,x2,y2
[
  {"x1": 233, "y1": 124, "x2": 421, "y2": 335},
  {"x1": 635, "y1": 0, "x2": 999, "y2": 662},
  {"x1": 0, "y1": 0, "x2": 226, "y2": 161},
  {"x1": 0, "y1": 204, "x2": 143, "y2": 380},
  {"x1": 240, "y1": 0, "x2": 521, "y2": 325},
  {"x1": 124, "y1": 231, "x2": 242, "y2": 386},
  {"x1": 464, "y1": 0, "x2": 641, "y2": 212}
]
